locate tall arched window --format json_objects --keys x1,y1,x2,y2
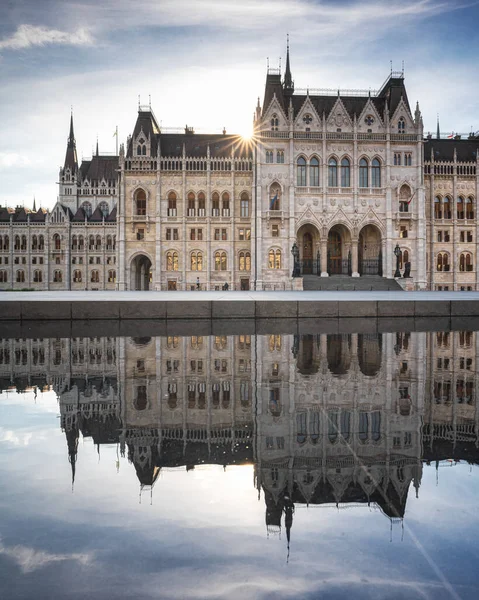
[
  {"x1": 434, "y1": 197, "x2": 442, "y2": 219},
  {"x1": 215, "y1": 251, "x2": 227, "y2": 271},
  {"x1": 0, "y1": 270, "x2": 7, "y2": 283},
  {"x1": 38, "y1": 235, "x2": 44, "y2": 250},
  {"x1": 21, "y1": 235, "x2": 27, "y2": 251},
  {"x1": 443, "y1": 196, "x2": 452, "y2": 219},
  {"x1": 310, "y1": 156, "x2": 320, "y2": 187},
  {"x1": 3, "y1": 236, "x2": 9, "y2": 251},
  {"x1": 239, "y1": 251, "x2": 251, "y2": 271},
  {"x1": 168, "y1": 191, "x2": 177, "y2": 216},
  {"x1": 212, "y1": 192, "x2": 220, "y2": 216},
  {"x1": 341, "y1": 157, "x2": 350, "y2": 187},
  {"x1": 268, "y1": 249, "x2": 281, "y2": 269},
  {"x1": 328, "y1": 158, "x2": 338, "y2": 187},
  {"x1": 191, "y1": 251, "x2": 203, "y2": 271},
  {"x1": 99, "y1": 201, "x2": 109, "y2": 217},
  {"x1": 91, "y1": 270, "x2": 100, "y2": 283},
  {"x1": 53, "y1": 270, "x2": 62, "y2": 282},
  {"x1": 166, "y1": 251, "x2": 179, "y2": 271},
  {"x1": 73, "y1": 270, "x2": 82, "y2": 283},
  {"x1": 222, "y1": 192, "x2": 230, "y2": 216},
  {"x1": 78, "y1": 236, "x2": 84, "y2": 251},
  {"x1": 398, "y1": 117, "x2": 406, "y2": 132},
  {"x1": 372, "y1": 158, "x2": 381, "y2": 187},
  {"x1": 108, "y1": 270, "x2": 116, "y2": 282},
  {"x1": 135, "y1": 189, "x2": 147, "y2": 216},
  {"x1": 457, "y1": 196, "x2": 465, "y2": 219},
  {"x1": 96, "y1": 235, "x2": 101, "y2": 250},
  {"x1": 297, "y1": 156, "x2": 307, "y2": 186},
  {"x1": 53, "y1": 234, "x2": 61, "y2": 250},
  {"x1": 466, "y1": 197, "x2": 474, "y2": 219},
  {"x1": 271, "y1": 114, "x2": 279, "y2": 131},
  {"x1": 460, "y1": 253, "x2": 473, "y2": 272},
  {"x1": 81, "y1": 201, "x2": 92, "y2": 217},
  {"x1": 71, "y1": 235, "x2": 77, "y2": 251},
  {"x1": 437, "y1": 252, "x2": 450, "y2": 272},
  {"x1": 198, "y1": 192, "x2": 206, "y2": 215},
  {"x1": 240, "y1": 192, "x2": 249, "y2": 217},
  {"x1": 89, "y1": 235, "x2": 95, "y2": 251},
  {"x1": 32, "y1": 235, "x2": 38, "y2": 250},
  {"x1": 106, "y1": 235, "x2": 112, "y2": 250},
  {"x1": 187, "y1": 191, "x2": 196, "y2": 216},
  {"x1": 33, "y1": 270, "x2": 42, "y2": 283},
  {"x1": 16, "y1": 270, "x2": 25, "y2": 283},
  {"x1": 359, "y1": 158, "x2": 369, "y2": 187},
  {"x1": 14, "y1": 235, "x2": 20, "y2": 251}
]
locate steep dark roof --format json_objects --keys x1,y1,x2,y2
[
  {"x1": 30, "y1": 208, "x2": 47, "y2": 222},
  {"x1": 13, "y1": 207, "x2": 30, "y2": 222},
  {"x1": 0, "y1": 207, "x2": 14, "y2": 222},
  {"x1": 72, "y1": 207, "x2": 87, "y2": 222},
  {"x1": 79, "y1": 155, "x2": 119, "y2": 183},
  {"x1": 159, "y1": 133, "x2": 253, "y2": 158},
  {"x1": 106, "y1": 206, "x2": 117, "y2": 222},
  {"x1": 377, "y1": 75, "x2": 411, "y2": 117},
  {"x1": 126, "y1": 109, "x2": 161, "y2": 158},
  {"x1": 89, "y1": 206, "x2": 104, "y2": 222},
  {"x1": 424, "y1": 138, "x2": 478, "y2": 162},
  {"x1": 262, "y1": 72, "x2": 285, "y2": 116}
]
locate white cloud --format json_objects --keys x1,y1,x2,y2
[
  {"x1": 0, "y1": 153, "x2": 31, "y2": 169},
  {"x1": 0, "y1": 24, "x2": 93, "y2": 51},
  {"x1": 0, "y1": 536, "x2": 93, "y2": 574}
]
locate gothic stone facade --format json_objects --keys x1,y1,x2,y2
[{"x1": 1, "y1": 52, "x2": 478, "y2": 291}]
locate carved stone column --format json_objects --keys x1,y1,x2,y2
[
  {"x1": 320, "y1": 239, "x2": 328, "y2": 276},
  {"x1": 351, "y1": 237, "x2": 359, "y2": 277}
]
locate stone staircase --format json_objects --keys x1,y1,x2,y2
[{"x1": 302, "y1": 274, "x2": 404, "y2": 291}]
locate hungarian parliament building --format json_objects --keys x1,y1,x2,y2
[
  {"x1": 0, "y1": 47, "x2": 478, "y2": 291},
  {"x1": 1, "y1": 330, "x2": 478, "y2": 535}
]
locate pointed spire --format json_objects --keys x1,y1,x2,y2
[
  {"x1": 436, "y1": 114, "x2": 440, "y2": 140},
  {"x1": 33, "y1": 196, "x2": 36, "y2": 212},
  {"x1": 283, "y1": 34, "x2": 294, "y2": 97},
  {"x1": 96, "y1": 137, "x2": 99, "y2": 156},
  {"x1": 64, "y1": 112, "x2": 78, "y2": 173}
]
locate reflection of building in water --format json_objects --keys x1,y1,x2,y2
[{"x1": 1, "y1": 331, "x2": 479, "y2": 521}]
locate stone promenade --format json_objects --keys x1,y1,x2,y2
[{"x1": 1, "y1": 290, "x2": 479, "y2": 320}]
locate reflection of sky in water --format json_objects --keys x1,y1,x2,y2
[{"x1": 1, "y1": 390, "x2": 479, "y2": 599}]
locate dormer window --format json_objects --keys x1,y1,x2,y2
[
  {"x1": 271, "y1": 114, "x2": 279, "y2": 131},
  {"x1": 398, "y1": 117, "x2": 406, "y2": 133}
]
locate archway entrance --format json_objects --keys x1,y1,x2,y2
[
  {"x1": 131, "y1": 254, "x2": 152, "y2": 290},
  {"x1": 296, "y1": 223, "x2": 320, "y2": 275},
  {"x1": 358, "y1": 225, "x2": 382, "y2": 276},
  {"x1": 327, "y1": 225, "x2": 351, "y2": 275}
]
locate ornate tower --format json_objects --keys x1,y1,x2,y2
[
  {"x1": 283, "y1": 36, "x2": 294, "y2": 98},
  {"x1": 58, "y1": 113, "x2": 79, "y2": 211}
]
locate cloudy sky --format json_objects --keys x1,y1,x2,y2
[{"x1": 0, "y1": 0, "x2": 478, "y2": 210}]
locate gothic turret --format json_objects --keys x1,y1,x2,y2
[
  {"x1": 283, "y1": 36, "x2": 294, "y2": 98},
  {"x1": 64, "y1": 113, "x2": 78, "y2": 175},
  {"x1": 58, "y1": 112, "x2": 79, "y2": 210}
]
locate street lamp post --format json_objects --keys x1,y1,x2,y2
[
  {"x1": 291, "y1": 242, "x2": 300, "y2": 277},
  {"x1": 394, "y1": 243, "x2": 401, "y2": 278}
]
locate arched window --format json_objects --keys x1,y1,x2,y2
[
  {"x1": 135, "y1": 189, "x2": 147, "y2": 216},
  {"x1": 341, "y1": 157, "x2": 350, "y2": 187},
  {"x1": 310, "y1": 156, "x2": 320, "y2": 187},
  {"x1": 73, "y1": 270, "x2": 82, "y2": 283},
  {"x1": 222, "y1": 192, "x2": 230, "y2": 216},
  {"x1": 372, "y1": 158, "x2": 381, "y2": 187},
  {"x1": 89, "y1": 235, "x2": 95, "y2": 251},
  {"x1": 443, "y1": 196, "x2": 452, "y2": 219},
  {"x1": 271, "y1": 113, "x2": 279, "y2": 131},
  {"x1": 466, "y1": 197, "x2": 474, "y2": 220},
  {"x1": 38, "y1": 235, "x2": 44, "y2": 250},
  {"x1": 270, "y1": 185, "x2": 280, "y2": 211},
  {"x1": 214, "y1": 251, "x2": 227, "y2": 271},
  {"x1": 99, "y1": 201, "x2": 109, "y2": 217},
  {"x1": 21, "y1": 235, "x2": 26, "y2": 251},
  {"x1": 16, "y1": 270, "x2": 25, "y2": 283},
  {"x1": 460, "y1": 253, "x2": 473, "y2": 272},
  {"x1": 239, "y1": 251, "x2": 251, "y2": 271},
  {"x1": 3, "y1": 236, "x2": 9, "y2": 251},
  {"x1": 53, "y1": 234, "x2": 61, "y2": 250},
  {"x1": 437, "y1": 252, "x2": 450, "y2": 272},
  {"x1": 399, "y1": 249, "x2": 409, "y2": 270},
  {"x1": 71, "y1": 235, "x2": 77, "y2": 251},
  {"x1": 240, "y1": 192, "x2": 249, "y2": 217},
  {"x1": 96, "y1": 235, "x2": 101, "y2": 250},
  {"x1": 265, "y1": 150, "x2": 273, "y2": 163},
  {"x1": 0, "y1": 270, "x2": 7, "y2": 283},
  {"x1": 187, "y1": 191, "x2": 196, "y2": 216},
  {"x1": 91, "y1": 270, "x2": 100, "y2": 283},
  {"x1": 53, "y1": 270, "x2": 62, "y2": 282},
  {"x1": 166, "y1": 251, "x2": 179, "y2": 271},
  {"x1": 137, "y1": 144, "x2": 142, "y2": 156},
  {"x1": 328, "y1": 157, "x2": 338, "y2": 187},
  {"x1": 398, "y1": 117, "x2": 406, "y2": 133},
  {"x1": 191, "y1": 251, "x2": 203, "y2": 271},
  {"x1": 108, "y1": 270, "x2": 116, "y2": 282},
  {"x1": 359, "y1": 158, "x2": 369, "y2": 187},
  {"x1": 78, "y1": 235, "x2": 84, "y2": 251},
  {"x1": 268, "y1": 249, "x2": 281, "y2": 269},
  {"x1": 32, "y1": 235, "x2": 38, "y2": 250},
  {"x1": 33, "y1": 270, "x2": 42, "y2": 283},
  {"x1": 212, "y1": 192, "x2": 220, "y2": 216},
  {"x1": 198, "y1": 192, "x2": 206, "y2": 215},
  {"x1": 434, "y1": 197, "x2": 442, "y2": 219},
  {"x1": 81, "y1": 201, "x2": 92, "y2": 217},
  {"x1": 457, "y1": 196, "x2": 465, "y2": 219},
  {"x1": 14, "y1": 235, "x2": 20, "y2": 251},
  {"x1": 276, "y1": 150, "x2": 284, "y2": 163},
  {"x1": 297, "y1": 156, "x2": 307, "y2": 186},
  {"x1": 106, "y1": 235, "x2": 112, "y2": 250}
]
